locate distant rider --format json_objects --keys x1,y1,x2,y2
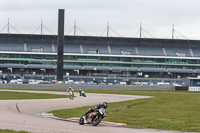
[
  {"x1": 67, "y1": 87, "x2": 74, "y2": 96},
  {"x1": 79, "y1": 89, "x2": 82, "y2": 96}
]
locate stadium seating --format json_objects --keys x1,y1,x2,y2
[
  {"x1": 83, "y1": 66, "x2": 110, "y2": 71},
  {"x1": 63, "y1": 65, "x2": 82, "y2": 70},
  {"x1": 27, "y1": 43, "x2": 52, "y2": 52},
  {"x1": 64, "y1": 44, "x2": 81, "y2": 53},
  {"x1": 165, "y1": 47, "x2": 191, "y2": 57},
  {"x1": 195, "y1": 69, "x2": 200, "y2": 73},
  {"x1": 96, "y1": 66, "x2": 110, "y2": 70},
  {"x1": 83, "y1": 66, "x2": 97, "y2": 70},
  {"x1": 0, "y1": 41, "x2": 196, "y2": 58},
  {"x1": 82, "y1": 44, "x2": 109, "y2": 54},
  {"x1": 109, "y1": 44, "x2": 135, "y2": 55},
  {"x1": 137, "y1": 46, "x2": 164, "y2": 56},
  {"x1": 0, "y1": 64, "x2": 24, "y2": 68},
  {"x1": 27, "y1": 64, "x2": 53, "y2": 69},
  {"x1": 112, "y1": 67, "x2": 138, "y2": 71},
  {"x1": 191, "y1": 48, "x2": 200, "y2": 57},
  {"x1": 0, "y1": 42, "x2": 24, "y2": 52},
  {"x1": 167, "y1": 68, "x2": 194, "y2": 73},
  {"x1": 140, "y1": 67, "x2": 166, "y2": 72}
]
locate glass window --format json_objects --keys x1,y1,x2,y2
[
  {"x1": 64, "y1": 56, "x2": 76, "y2": 60},
  {"x1": 132, "y1": 58, "x2": 143, "y2": 62},
  {"x1": 99, "y1": 57, "x2": 109, "y2": 61},
  {"x1": 20, "y1": 54, "x2": 30, "y2": 59},
  {"x1": 44, "y1": 55, "x2": 54, "y2": 59},
  {"x1": 32, "y1": 55, "x2": 42, "y2": 59},
  {"x1": 121, "y1": 57, "x2": 131, "y2": 62},
  {"x1": 110, "y1": 57, "x2": 121, "y2": 62},
  {"x1": 1, "y1": 54, "x2": 8, "y2": 58}
]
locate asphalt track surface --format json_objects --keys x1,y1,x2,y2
[{"x1": 0, "y1": 90, "x2": 191, "y2": 133}]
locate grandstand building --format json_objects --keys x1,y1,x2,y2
[{"x1": 0, "y1": 33, "x2": 200, "y2": 79}]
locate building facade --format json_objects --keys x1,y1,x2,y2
[{"x1": 0, "y1": 33, "x2": 200, "y2": 79}]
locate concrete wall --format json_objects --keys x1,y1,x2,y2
[{"x1": 0, "y1": 84, "x2": 174, "y2": 91}]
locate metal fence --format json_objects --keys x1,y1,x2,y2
[{"x1": 0, "y1": 84, "x2": 174, "y2": 91}]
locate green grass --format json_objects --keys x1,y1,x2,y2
[
  {"x1": 49, "y1": 90, "x2": 200, "y2": 132},
  {"x1": 0, "y1": 91, "x2": 68, "y2": 100},
  {"x1": 0, "y1": 88, "x2": 67, "y2": 92},
  {"x1": 0, "y1": 129, "x2": 29, "y2": 133}
]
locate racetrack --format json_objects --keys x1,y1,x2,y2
[{"x1": 0, "y1": 90, "x2": 187, "y2": 133}]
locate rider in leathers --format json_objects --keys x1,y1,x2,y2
[
  {"x1": 67, "y1": 87, "x2": 74, "y2": 96},
  {"x1": 79, "y1": 89, "x2": 82, "y2": 96},
  {"x1": 83, "y1": 102, "x2": 108, "y2": 124}
]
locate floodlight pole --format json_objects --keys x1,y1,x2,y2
[
  {"x1": 41, "y1": 19, "x2": 43, "y2": 35},
  {"x1": 57, "y1": 9, "x2": 65, "y2": 83},
  {"x1": 172, "y1": 24, "x2": 174, "y2": 39},
  {"x1": 7, "y1": 18, "x2": 10, "y2": 33},
  {"x1": 74, "y1": 20, "x2": 76, "y2": 36},
  {"x1": 107, "y1": 22, "x2": 109, "y2": 37},
  {"x1": 140, "y1": 23, "x2": 142, "y2": 38}
]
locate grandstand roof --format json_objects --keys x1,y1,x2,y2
[{"x1": 0, "y1": 33, "x2": 200, "y2": 48}]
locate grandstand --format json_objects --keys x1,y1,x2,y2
[{"x1": 0, "y1": 33, "x2": 200, "y2": 79}]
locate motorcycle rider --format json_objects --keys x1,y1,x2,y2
[
  {"x1": 83, "y1": 102, "x2": 108, "y2": 124},
  {"x1": 79, "y1": 89, "x2": 82, "y2": 96},
  {"x1": 69, "y1": 91, "x2": 74, "y2": 100},
  {"x1": 67, "y1": 87, "x2": 74, "y2": 96}
]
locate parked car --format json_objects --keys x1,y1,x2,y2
[
  {"x1": 133, "y1": 82, "x2": 141, "y2": 85},
  {"x1": 99, "y1": 82, "x2": 107, "y2": 85},
  {"x1": 39, "y1": 81, "x2": 52, "y2": 84},
  {"x1": 29, "y1": 79, "x2": 37, "y2": 84},
  {"x1": 87, "y1": 81, "x2": 97, "y2": 85}
]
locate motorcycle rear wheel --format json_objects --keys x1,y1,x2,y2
[{"x1": 92, "y1": 114, "x2": 102, "y2": 126}]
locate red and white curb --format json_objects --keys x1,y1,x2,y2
[
  {"x1": 40, "y1": 113, "x2": 127, "y2": 126},
  {"x1": 67, "y1": 117, "x2": 127, "y2": 126}
]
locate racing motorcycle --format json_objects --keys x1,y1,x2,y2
[
  {"x1": 79, "y1": 108, "x2": 106, "y2": 126},
  {"x1": 68, "y1": 91, "x2": 74, "y2": 100},
  {"x1": 80, "y1": 90, "x2": 86, "y2": 97}
]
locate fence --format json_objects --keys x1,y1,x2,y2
[{"x1": 0, "y1": 84, "x2": 174, "y2": 91}]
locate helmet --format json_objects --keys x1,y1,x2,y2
[
  {"x1": 103, "y1": 102, "x2": 108, "y2": 108},
  {"x1": 69, "y1": 87, "x2": 71, "y2": 89},
  {"x1": 79, "y1": 89, "x2": 82, "y2": 90}
]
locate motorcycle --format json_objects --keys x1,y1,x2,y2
[
  {"x1": 68, "y1": 91, "x2": 74, "y2": 100},
  {"x1": 79, "y1": 108, "x2": 106, "y2": 126},
  {"x1": 80, "y1": 90, "x2": 86, "y2": 97}
]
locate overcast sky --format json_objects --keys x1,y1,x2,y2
[{"x1": 1, "y1": 0, "x2": 200, "y2": 39}]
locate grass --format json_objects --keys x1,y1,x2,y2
[
  {"x1": 0, "y1": 129, "x2": 29, "y2": 133},
  {"x1": 0, "y1": 88, "x2": 67, "y2": 92},
  {"x1": 0, "y1": 90, "x2": 68, "y2": 100},
  {"x1": 49, "y1": 90, "x2": 200, "y2": 132}
]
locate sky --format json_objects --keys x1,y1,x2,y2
[{"x1": 1, "y1": 0, "x2": 200, "y2": 40}]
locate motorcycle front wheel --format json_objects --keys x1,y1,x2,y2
[
  {"x1": 92, "y1": 114, "x2": 102, "y2": 126},
  {"x1": 79, "y1": 116, "x2": 84, "y2": 125}
]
